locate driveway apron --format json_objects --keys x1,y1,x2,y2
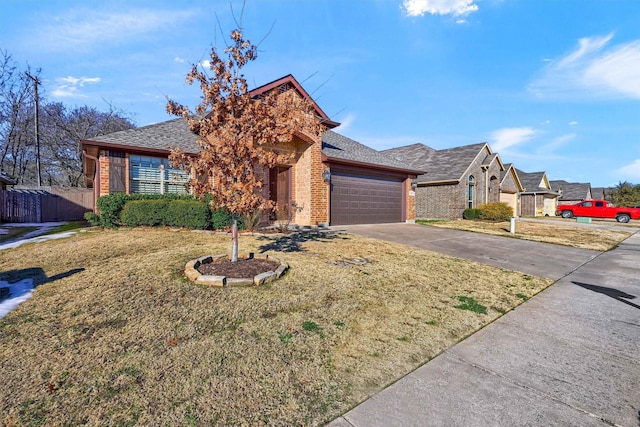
[{"x1": 327, "y1": 224, "x2": 640, "y2": 427}]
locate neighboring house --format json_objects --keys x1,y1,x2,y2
[
  {"x1": 0, "y1": 172, "x2": 16, "y2": 190},
  {"x1": 516, "y1": 169, "x2": 560, "y2": 217},
  {"x1": 383, "y1": 142, "x2": 505, "y2": 219},
  {"x1": 550, "y1": 180, "x2": 592, "y2": 205},
  {"x1": 499, "y1": 163, "x2": 524, "y2": 217},
  {"x1": 590, "y1": 187, "x2": 609, "y2": 201},
  {"x1": 82, "y1": 74, "x2": 421, "y2": 226}
]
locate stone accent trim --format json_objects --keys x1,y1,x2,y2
[{"x1": 184, "y1": 253, "x2": 289, "y2": 287}]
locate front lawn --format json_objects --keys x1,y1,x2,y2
[
  {"x1": 418, "y1": 219, "x2": 634, "y2": 251},
  {"x1": 0, "y1": 228, "x2": 551, "y2": 426}
]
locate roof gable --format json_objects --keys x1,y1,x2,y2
[
  {"x1": 501, "y1": 163, "x2": 524, "y2": 192},
  {"x1": 249, "y1": 74, "x2": 340, "y2": 129}
]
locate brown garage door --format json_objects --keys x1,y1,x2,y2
[{"x1": 331, "y1": 171, "x2": 403, "y2": 225}]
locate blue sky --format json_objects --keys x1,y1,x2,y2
[{"x1": 2, "y1": 0, "x2": 639, "y2": 187}]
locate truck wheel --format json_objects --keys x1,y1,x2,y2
[
  {"x1": 616, "y1": 214, "x2": 630, "y2": 223},
  {"x1": 561, "y1": 210, "x2": 573, "y2": 218}
]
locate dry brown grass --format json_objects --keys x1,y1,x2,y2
[
  {"x1": 0, "y1": 228, "x2": 551, "y2": 426},
  {"x1": 420, "y1": 219, "x2": 634, "y2": 251}
]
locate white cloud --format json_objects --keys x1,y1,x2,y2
[
  {"x1": 616, "y1": 159, "x2": 640, "y2": 180},
  {"x1": 335, "y1": 112, "x2": 356, "y2": 132},
  {"x1": 34, "y1": 8, "x2": 197, "y2": 52},
  {"x1": 402, "y1": 0, "x2": 479, "y2": 17},
  {"x1": 539, "y1": 133, "x2": 576, "y2": 153},
  {"x1": 529, "y1": 33, "x2": 640, "y2": 100},
  {"x1": 200, "y1": 60, "x2": 212, "y2": 68},
  {"x1": 490, "y1": 127, "x2": 537, "y2": 152},
  {"x1": 174, "y1": 57, "x2": 185, "y2": 63},
  {"x1": 51, "y1": 75, "x2": 100, "y2": 98},
  {"x1": 568, "y1": 121, "x2": 578, "y2": 126}
]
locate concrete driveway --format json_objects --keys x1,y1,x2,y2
[
  {"x1": 327, "y1": 223, "x2": 640, "y2": 427},
  {"x1": 333, "y1": 223, "x2": 600, "y2": 280}
]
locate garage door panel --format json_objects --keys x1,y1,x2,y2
[{"x1": 331, "y1": 171, "x2": 403, "y2": 225}]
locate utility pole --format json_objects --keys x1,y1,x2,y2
[{"x1": 25, "y1": 71, "x2": 42, "y2": 187}]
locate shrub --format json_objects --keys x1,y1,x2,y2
[
  {"x1": 164, "y1": 200, "x2": 211, "y2": 229},
  {"x1": 478, "y1": 202, "x2": 513, "y2": 222},
  {"x1": 120, "y1": 199, "x2": 169, "y2": 227},
  {"x1": 95, "y1": 193, "x2": 198, "y2": 227},
  {"x1": 84, "y1": 211, "x2": 101, "y2": 226},
  {"x1": 463, "y1": 208, "x2": 482, "y2": 220},
  {"x1": 211, "y1": 207, "x2": 233, "y2": 230},
  {"x1": 120, "y1": 199, "x2": 211, "y2": 229}
]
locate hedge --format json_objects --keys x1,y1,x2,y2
[
  {"x1": 120, "y1": 199, "x2": 211, "y2": 229},
  {"x1": 86, "y1": 193, "x2": 223, "y2": 229}
]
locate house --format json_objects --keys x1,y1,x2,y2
[
  {"x1": 81, "y1": 75, "x2": 421, "y2": 226},
  {"x1": 382, "y1": 142, "x2": 505, "y2": 219},
  {"x1": 499, "y1": 163, "x2": 524, "y2": 216},
  {"x1": 591, "y1": 187, "x2": 610, "y2": 201},
  {"x1": 516, "y1": 169, "x2": 560, "y2": 217},
  {"x1": 0, "y1": 172, "x2": 16, "y2": 190},
  {"x1": 549, "y1": 180, "x2": 592, "y2": 205}
]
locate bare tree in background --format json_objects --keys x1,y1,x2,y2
[{"x1": 0, "y1": 50, "x2": 135, "y2": 186}]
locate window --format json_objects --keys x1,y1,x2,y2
[
  {"x1": 596, "y1": 201, "x2": 604, "y2": 207},
  {"x1": 129, "y1": 155, "x2": 190, "y2": 194},
  {"x1": 468, "y1": 175, "x2": 475, "y2": 208}
]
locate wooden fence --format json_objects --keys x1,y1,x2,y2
[{"x1": 0, "y1": 186, "x2": 94, "y2": 223}]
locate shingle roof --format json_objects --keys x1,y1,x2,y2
[
  {"x1": 516, "y1": 169, "x2": 551, "y2": 192},
  {"x1": 549, "y1": 180, "x2": 591, "y2": 201},
  {"x1": 322, "y1": 131, "x2": 422, "y2": 173},
  {"x1": 83, "y1": 118, "x2": 200, "y2": 154},
  {"x1": 383, "y1": 142, "x2": 489, "y2": 183}
]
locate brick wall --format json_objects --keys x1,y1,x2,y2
[
  {"x1": 405, "y1": 176, "x2": 416, "y2": 221},
  {"x1": 99, "y1": 150, "x2": 110, "y2": 197},
  {"x1": 416, "y1": 182, "x2": 466, "y2": 219}
]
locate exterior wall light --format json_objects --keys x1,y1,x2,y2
[
  {"x1": 322, "y1": 168, "x2": 331, "y2": 183},
  {"x1": 411, "y1": 179, "x2": 418, "y2": 190}
]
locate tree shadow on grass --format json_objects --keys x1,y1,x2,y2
[
  {"x1": 573, "y1": 281, "x2": 639, "y2": 310},
  {"x1": 0, "y1": 267, "x2": 85, "y2": 287},
  {"x1": 257, "y1": 230, "x2": 348, "y2": 253}
]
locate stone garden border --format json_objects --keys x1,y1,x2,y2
[{"x1": 184, "y1": 253, "x2": 288, "y2": 287}]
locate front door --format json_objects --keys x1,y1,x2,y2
[{"x1": 270, "y1": 166, "x2": 291, "y2": 220}]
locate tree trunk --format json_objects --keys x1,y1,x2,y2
[{"x1": 231, "y1": 217, "x2": 239, "y2": 262}]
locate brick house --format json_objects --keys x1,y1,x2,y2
[
  {"x1": 82, "y1": 75, "x2": 421, "y2": 226},
  {"x1": 516, "y1": 169, "x2": 560, "y2": 217},
  {"x1": 382, "y1": 142, "x2": 505, "y2": 219},
  {"x1": 549, "y1": 180, "x2": 592, "y2": 205}
]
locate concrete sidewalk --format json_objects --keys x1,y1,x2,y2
[{"x1": 327, "y1": 225, "x2": 640, "y2": 427}]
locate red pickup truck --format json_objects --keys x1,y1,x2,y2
[{"x1": 556, "y1": 200, "x2": 640, "y2": 223}]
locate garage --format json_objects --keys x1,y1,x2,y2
[{"x1": 330, "y1": 170, "x2": 404, "y2": 225}]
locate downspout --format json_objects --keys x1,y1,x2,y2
[
  {"x1": 533, "y1": 192, "x2": 537, "y2": 217},
  {"x1": 83, "y1": 150, "x2": 99, "y2": 214}
]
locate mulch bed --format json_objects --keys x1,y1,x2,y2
[{"x1": 197, "y1": 258, "x2": 281, "y2": 278}]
